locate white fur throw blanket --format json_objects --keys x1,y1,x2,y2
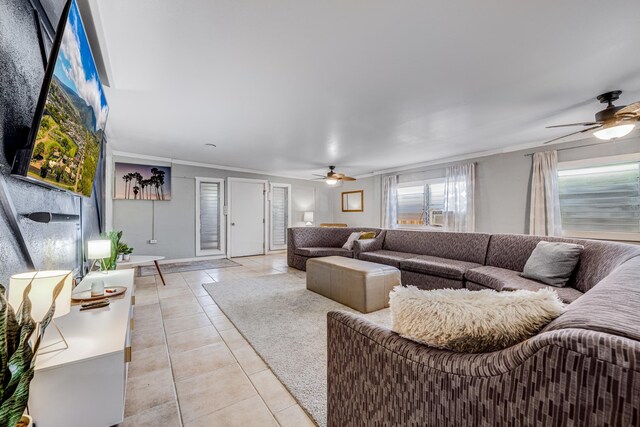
[{"x1": 390, "y1": 286, "x2": 565, "y2": 353}]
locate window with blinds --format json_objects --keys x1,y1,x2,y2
[
  {"x1": 196, "y1": 178, "x2": 225, "y2": 255},
  {"x1": 270, "y1": 184, "x2": 290, "y2": 250},
  {"x1": 396, "y1": 180, "x2": 445, "y2": 226},
  {"x1": 558, "y1": 162, "x2": 640, "y2": 234}
]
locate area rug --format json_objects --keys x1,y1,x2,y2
[
  {"x1": 203, "y1": 273, "x2": 392, "y2": 427},
  {"x1": 139, "y1": 258, "x2": 240, "y2": 276}
]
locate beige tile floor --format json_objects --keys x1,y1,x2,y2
[{"x1": 121, "y1": 253, "x2": 316, "y2": 427}]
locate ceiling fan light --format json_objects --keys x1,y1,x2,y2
[
  {"x1": 325, "y1": 178, "x2": 338, "y2": 185},
  {"x1": 593, "y1": 122, "x2": 636, "y2": 140}
]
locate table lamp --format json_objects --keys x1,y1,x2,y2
[
  {"x1": 88, "y1": 239, "x2": 112, "y2": 272},
  {"x1": 9, "y1": 270, "x2": 73, "y2": 353},
  {"x1": 304, "y1": 211, "x2": 314, "y2": 226}
]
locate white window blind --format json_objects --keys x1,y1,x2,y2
[
  {"x1": 270, "y1": 184, "x2": 290, "y2": 250},
  {"x1": 558, "y1": 162, "x2": 640, "y2": 233},
  {"x1": 396, "y1": 180, "x2": 445, "y2": 226},
  {"x1": 199, "y1": 181, "x2": 222, "y2": 250}
]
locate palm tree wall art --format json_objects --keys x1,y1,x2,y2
[{"x1": 114, "y1": 162, "x2": 172, "y2": 200}]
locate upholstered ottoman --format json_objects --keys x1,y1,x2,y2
[{"x1": 306, "y1": 256, "x2": 401, "y2": 313}]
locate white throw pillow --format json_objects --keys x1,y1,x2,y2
[
  {"x1": 390, "y1": 286, "x2": 565, "y2": 353},
  {"x1": 342, "y1": 232, "x2": 363, "y2": 250}
]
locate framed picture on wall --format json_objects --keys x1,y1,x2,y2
[
  {"x1": 342, "y1": 190, "x2": 363, "y2": 212},
  {"x1": 114, "y1": 162, "x2": 172, "y2": 200}
]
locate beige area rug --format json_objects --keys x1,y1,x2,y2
[{"x1": 203, "y1": 273, "x2": 392, "y2": 427}]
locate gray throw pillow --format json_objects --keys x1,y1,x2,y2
[{"x1": 521, "y1": 241, "x2": 584, "y2": 287}]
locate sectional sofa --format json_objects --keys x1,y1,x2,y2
[
  {"x1": 287, "y1": 226, "x2": 640, "y2": 425},
  {"x1": 287, "y1": 227, "x2": 640, "y2": 303}
]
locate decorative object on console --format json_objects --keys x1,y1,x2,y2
[
  {"x1": 521, "y1": 241, "x2": 583, "y2": 287},
  {"x1": 1, "y1": 276, "x2": 67, "y2": 427},
  {"x1": 100, "y1": 230, "x2": 122, "y2": 270},
  {"x1": 87, "y1": 239, "x2": 111, "y2": 272},
  {"x1": 303, "y1": 211, "x2": 314, "y2": 226},
  {"x1": 389, "y1": 285, "x2": 564, "y2": 353},
  {"x1": 117, "y1": 242, "x2": 133, "y2": 262},
  {"x1": 8, "y1": 271, "x2": 73, "y2": 354},
  {"x1": 341, "y1": 190, "x2": 363, "y2": 212},
  {"x1": 113, "y1": 162, "x2": 172, "y2": 200}
]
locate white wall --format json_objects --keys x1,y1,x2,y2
[
  {"x1": 330, "y1": 134, "x2": 640, "y2": 234},
  {"x1": 111, "y1": 156, "x2": 334, "y2": 260}
]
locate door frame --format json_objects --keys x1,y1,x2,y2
[
  {"x1": 195, "y1": 177, "x2": 226, "y2": 257},
  {"x1": 269, "y1": 183, "x2": 292, "y2": 251},
  {"x1": 226, "y1": 177, "x2": 268, "y2": 258}
]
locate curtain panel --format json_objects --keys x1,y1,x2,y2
[
  {"x1": 444, "y1": 163, "x2": 476, "y2": 232},
  {"x1": 382, "y1": 175, "x2": 398, "y2": 229},
  {"x1": 529, "y1": 150, "x2": 561, "y2": 236}
]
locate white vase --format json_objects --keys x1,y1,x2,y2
[
  {"x1": 117, "y1": 254, "x2": 124, "y2": 262},
  {"x1": 123, "y1": 254, "x2": 131, "y2": 261}
]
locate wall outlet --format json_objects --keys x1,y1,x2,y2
[{"x1": 149, "y1": 239, "x2": 158, "y2": 244}]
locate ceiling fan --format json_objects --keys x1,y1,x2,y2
[
  {"x1": 313, "y1": 166, "x2": 356, "y2": 185},
  {"x1": 544, "y1": 90, "x2": 640, "y2": 144}
]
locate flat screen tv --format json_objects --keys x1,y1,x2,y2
[{"x1": 12, "y1": 0, "x2": 108, "y2": 198}]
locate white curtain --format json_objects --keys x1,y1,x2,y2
[
  {"x1": 529, "y1": 150, "x2": 561, "y2": 236},
  {"x1": 382, "y1": 175, "x2": 398, "y2": 229},
  {"x1": 444, "y1": 163, "x2": 475, "y2": 232}
]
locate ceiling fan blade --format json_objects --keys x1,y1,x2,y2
[
  {"x1": 340, "y1": 176, "x2": 356, "y2": 181},
  {"x1": 546, "y1": 122, "x2": 600, "y2": 128},
  {"x1": 616, "y1": 101, "x2": 640, "y2": 117},
  {"x1": 312, "y1": 174, "x2": 326, "y2": 177},
  {"x1": 543, "y1": 125, "x2": 602, "y2": 145}
]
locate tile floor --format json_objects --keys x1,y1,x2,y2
[{"x1": 121, "y1": 253, "x2": 316, "y2": 427}]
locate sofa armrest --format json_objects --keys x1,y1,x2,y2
[
  {"x1": 327, "y1": 311, "x2": 640, "y2": 426},
  {"x1": 353, "y1": 230, "x2": 385, "y2": 258}
]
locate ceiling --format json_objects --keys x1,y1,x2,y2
[{"x1": 91, "y1": 0, "x2": 640, "y2": 179}]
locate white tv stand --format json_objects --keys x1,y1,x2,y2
[{"x1": 29, "y1": 269, "x2": 135, "y2": 427}]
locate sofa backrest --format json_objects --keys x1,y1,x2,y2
[
  {"x1": 288, "y1": 227, "x2": 381, "y2": 249},
  {"x1": 543, "y1": 255, "x2": 640, "y2": 342},
  {"x1": 382, "y1": 230, "x2": 491, "y2": 264},
  {"x1": 485, "y1": 234, "x2": 640, "y2": 292}
]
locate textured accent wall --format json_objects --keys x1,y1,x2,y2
[{"x1": 0, "y1": 0, "x2": 103, "y2": 285}]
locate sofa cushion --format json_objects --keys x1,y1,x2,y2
[
  {"x1": 400, "y1": 256, "x2": 482, "y2": 280},
  {"x1": 294, "y1": 247, "x2": 353, "y2": 258},
  {"x1": 484, "y1": 234, "x2": 640, "y2": 292},
  {"x1": 521, "y1": 241, "x2": 584, "y2": 287},
  {"x1": 465, "y1": 266, "x2": 584, "y2": 303},
  {"x1": 382, "y1": 230, "x2": 491, "y2": 264},
  {"x1": 358, "y1": 250, "x2": 415, "y2": 268},
  {"x1": 390, "y1": 286, "x2": 565, "y2": 353}
]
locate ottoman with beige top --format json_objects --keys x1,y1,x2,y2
[{"x1": 306, "y1": 256, "x2": 401, "y2": 313}]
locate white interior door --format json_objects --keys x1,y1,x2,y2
[{"x1": 229, "y1": 178, "x2": 266, "y2": 257}]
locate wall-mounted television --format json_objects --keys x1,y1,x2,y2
[{"x1": 12, "y1": 0, "x2": 108, "y2": 198}]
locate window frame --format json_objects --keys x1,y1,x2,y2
[
  {"x1": 269, "y1": 183, "x2": 292, "y2": 251},
  {"x1": 195, "y1": 177, "x2": 226, "y2": 256},
  {"x1": 558, "y1": 153, "x2": 640, "y2": 242},
  {"x1": 395, "y1": 178, "x2": 446, "y2": 230}
]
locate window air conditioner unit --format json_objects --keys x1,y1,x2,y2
[{"x1": 429, "y1": 209, "x2": 444, "y2": 227}]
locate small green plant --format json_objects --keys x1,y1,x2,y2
[
  {"x1": 117, "y1": 243, "x2": 133, "y2": 256},
  {"x1": 0, "y1": 276, "x2": 67, "y2": 427}
]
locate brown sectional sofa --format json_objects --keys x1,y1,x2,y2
[{"x1": 287, "y1": 227, "x2": 640, "y2": 425}]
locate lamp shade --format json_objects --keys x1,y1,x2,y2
[
  {"x1": 9, "y1": 271, "x2": 73, "y2": 322},
  {"x1": 87, "y1": 239, "x2": 111, "y2": 259},
  {"x1": 303, "y1": 212, "x2": 314, "y2": 223},
  {"x1": 593, "y1": 121, "x2": 636, "y2": 140}
]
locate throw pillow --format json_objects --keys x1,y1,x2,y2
[
  {"x1": 521, "y1": 241, "x2": 584, "y2": 287},
  {"x1": 359, "y1": 231, "x2": 376, "y2": 240},
  {"x1": 342, "y1": 232, "x2": 363, "y2": 250},
  {"x1": 390, "y1": 286, "x2": 564, "y2": 353}
]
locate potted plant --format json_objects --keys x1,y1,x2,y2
[
  {"x1": 117, "y1": 243, "x2": 134, "y2": 262},
  {"x1": 1, "y1": 277, "x2": 67, "y2": 427}
]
